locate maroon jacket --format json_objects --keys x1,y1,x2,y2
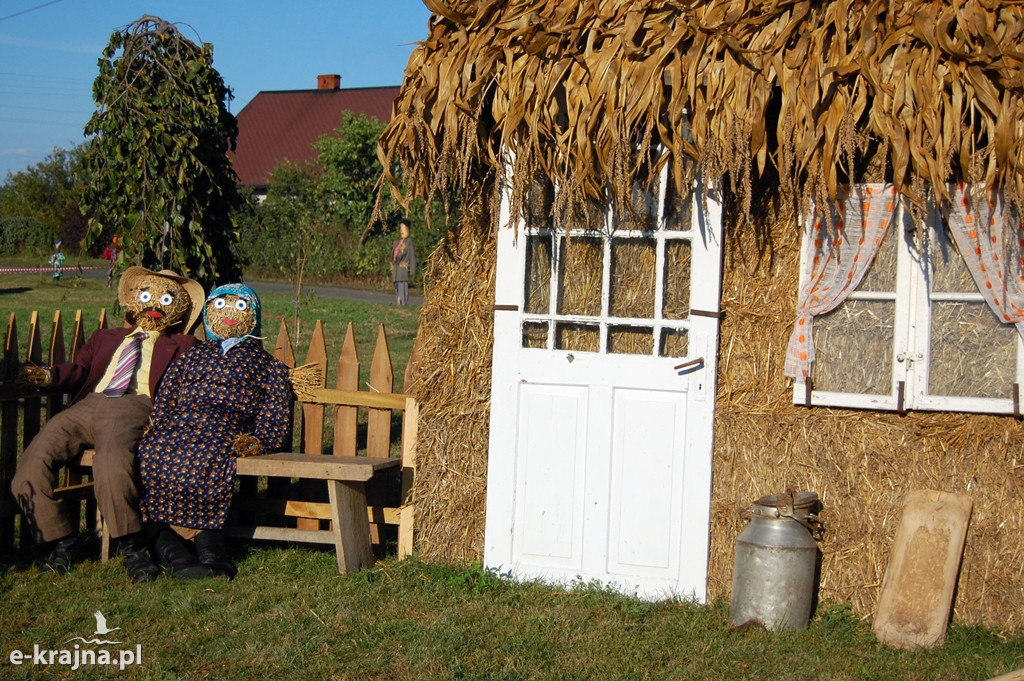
[{"x1": 48, "y1": 327, "x2": 196, "y2": 405}]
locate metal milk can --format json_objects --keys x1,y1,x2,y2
[{"x1": 728, "y1": 490, "x2": 823, "y2": 631}]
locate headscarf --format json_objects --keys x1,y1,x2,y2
[{"x1": 203, "y1": 283, "x2": 264, "y2": 353}]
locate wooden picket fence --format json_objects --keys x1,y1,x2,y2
[{"x1": 0, "y1": 308, "x2": 416, "y2": 559}]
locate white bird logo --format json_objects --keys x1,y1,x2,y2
[{"x1": 92, "y1": 611, "x2": 121, "y2": 636}]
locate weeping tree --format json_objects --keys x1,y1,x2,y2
[{"x1": 81, "y1": 15, "x2": 243, "y2": 288}]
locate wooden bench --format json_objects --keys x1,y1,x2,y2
[
  {"x1": 2, "y1": 311, "x2": 417, "y2": 573},
  {"x1": 64, "y1": 387, "x2": 417, "y2": 575}
]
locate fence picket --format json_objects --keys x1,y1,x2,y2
[
  {"x1": 0, "y1": 314, "x2": 18, "y2": 553},
  {"x1": 335, "y1": 323, "x2": 359, "y2": 457},
  {"x1": 367, "y1": 324, "x2": 393, "y2": 459}
]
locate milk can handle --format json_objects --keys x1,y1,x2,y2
[{"x1": 776, "y1": 505, "x2": 824, "y2": 540}]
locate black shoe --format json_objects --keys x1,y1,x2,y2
[
  {"x1": 154, "y1": 527, "x2": 204, "y2": 578},
  {"x1": 190, "y1": 530, "x2": 237, "y2": 580},
  {"x1": 42, "y1": 534, "x2": 78, "y2": 574},
  {"x1": 117, "y1": 532, "x2": 161, "y2": 584}
]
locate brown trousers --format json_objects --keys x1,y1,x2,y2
[{"x1": 11, "y1": 392, "x2": 152, "y2": 543}]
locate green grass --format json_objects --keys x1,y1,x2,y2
[{"x1": 0, "y1": 550, "x2": 1021, "y2": 681}]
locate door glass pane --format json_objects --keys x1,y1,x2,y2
[
  {"x1": 663, "y1": 239, "x2": 692, "y2": 320},
  {"x1": 661, "y1": 165, "x2": 694, "y2": 231},
  {"x1": 555, "y1": 322, "x2": 599, "y2": 352},
  {"x1": 527, "y1": 172, "x2": 554, "y2": 230},
  {"x1": 522, "y1": 321, "x2": 548, "y2": 349},
  {"x1": 930, "y1": 301, "x2": 1016, "y2": 397},
  {"x1": 608, "y1": 325, "x2": 653, "y2": 355},
  {"x1": 614, "y1": 178, "x2": 657, "y2": 232},
  {"x1": 813, "y1": 300, "x2": 894, "y2": 394},
  {"x1": 610, "y1": 238, "x2": 656, "y2": 318},
  {"x1": 524, "y1": 235, "x2": 553, "y2": 314},
  {"x1": 557, "y1": 237, "x2": 603, "y2": 316},
  {"x1": 659, "y1": 328, "x2": 689, "y2": 358}
]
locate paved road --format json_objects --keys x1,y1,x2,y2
[
  {"x1": 245, "y1": 279, "x2": 423, "y2": 306},
  {"x1": 1, "y1": 266, "x2": 422, "y2": 306}
]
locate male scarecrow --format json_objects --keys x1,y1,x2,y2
[{"x1": 12, "y1": 266, "x2": 204, "y2": 582}]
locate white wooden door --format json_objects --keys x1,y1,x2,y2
[{"x1": 485, "y1": 167, "x2": 723, "y2": 600}]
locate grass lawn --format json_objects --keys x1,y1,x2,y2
[
  {"x1": 0, "y1": 549, "x2": 1022, "y2": 681},
  {"x1": 2, "y1": 262, "x2": 1023, "y2": 680}
]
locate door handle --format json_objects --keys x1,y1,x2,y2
[{"x1": 674, "y1": 356, "x2": 705, "y2": 373}]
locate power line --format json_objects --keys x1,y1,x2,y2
[{"x1": 0, "y1": 0, "x2": 66, "y2": 23}]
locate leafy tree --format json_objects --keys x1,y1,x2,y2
[
  {"x1": 314, "y1": 112, "x2": 386, "y2": 233},
  {"x1": 0, "y1": 146, "x2": 89, "y2": 254},
  {"x1": 80, "y1": 15, "x2": 244, "y2": 288}
]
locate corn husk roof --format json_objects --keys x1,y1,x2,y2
[{"x1": 377, "y1": 0, "x2": 1024, "y2": 224}]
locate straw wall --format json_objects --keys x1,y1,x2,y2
[
  {"x1": 406, "y1": 179, "x2": 496, "y2": 564},
  {"x1": 711, "y1": 221, "x2": 1024, "y2": 633}
]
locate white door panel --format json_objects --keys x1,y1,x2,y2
[
  {"x1": 512, "y1": 384, "x2": 588, "y2": 567},
  {"x1": 486, "y1": 164, "x2": 722, "y2": 601}
]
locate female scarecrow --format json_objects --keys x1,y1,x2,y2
[{"x1": 137, "y1": 283, "x2": 292, "y2": 579}]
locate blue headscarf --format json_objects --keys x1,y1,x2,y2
[{"x1": 204, "y1": 283, "x2": 263, "y2": 353}]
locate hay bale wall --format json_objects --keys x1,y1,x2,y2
[
  {"x1": 407, "y1": 185, "x2": 496, "y2": 564},
  {"x1": 711, "y1": 224, "x2": 1024, "y2": 632}
]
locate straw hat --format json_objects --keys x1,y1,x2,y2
[{"x1": 118, "y1": 266, "x2": 205, "y2": 333}]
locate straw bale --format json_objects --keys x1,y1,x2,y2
[
  {"x1": 406, "y1": 177, "x2": 496, "y2": 565},
  {"x1": 712, "y1": 217, "x2": 1024, "y2": 633}
]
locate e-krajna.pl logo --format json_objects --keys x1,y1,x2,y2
[{"x1": 8, "y1": 611, "x2": 142, "y2": 671}]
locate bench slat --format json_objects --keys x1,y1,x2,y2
[{"x1": 235, "y1": 453, "x2": 398, "y2": 481}]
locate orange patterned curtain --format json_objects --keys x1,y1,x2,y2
[
  {"x1": 945, "y1": 183, "x2": 1024, "y2": 339},
  {"x1": 785, "y1": 184, "x2": 898, "y2": 379}
]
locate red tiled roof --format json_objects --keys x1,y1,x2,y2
[{"x1": 229, "y1": 85, "x2": 400, "y2": 188}]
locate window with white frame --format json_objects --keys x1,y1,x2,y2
[
  {"x1": 519, "y1": 164, "x2": 707, "y2": 359},
  {"x1": 788, "y1": 183, "x2": 1024, "y2": 415}
]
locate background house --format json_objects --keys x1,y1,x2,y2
[{"x1": 230, "y1": 74, "x2": 399, "y2": 197}]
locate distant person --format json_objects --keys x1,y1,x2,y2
[
  {"x1": 390, "y1": 219, "x2": 416, "y2": 306},
  {"x1": 105, "y1": 236, "x2": 120, "y2": 289},
  {"x1": 49, "y1": 239, "x2": 66, "y2": 280}
]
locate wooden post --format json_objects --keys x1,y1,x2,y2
[
  {"x1": 22, "y1": 312, "x2": 42, "y2": 448},
  {"x1": 47, "y1": 311, "x2": 66, "y2": 421},
  {"x1": 301, "y1": 321, "x2": 328, "y2": 455},
  {"x1": 0, "y1": 314, "x2": 19, "y2": 553},
  {"x1": 297, "y1": 321, "x2": 328, "y2": 531},
  {"x1": 266, "y1": 319, "x2": 297, "y2": 500},
  {"x1": 334, "y1": 323, "x2": 359, "y2": 457},
  {"x1": 398, "y1": 397, "x2": 418, "y2": 558},
  {"x1": 403, "y1": 331, "x2": 422, "y2": 393},
  {"x1": 367, "y1": 324, "x2": 393, "y2": 459}
]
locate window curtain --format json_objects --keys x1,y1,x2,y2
[
  {"x1": 785, "y1": 184, "x2": 897, "y2": 379},
  {"x1": 945, "y1": 183, "x2": 1024, "y2": 341}
]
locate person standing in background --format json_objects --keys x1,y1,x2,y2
[
  {"x1": 391, "y1": 218, "x2": 416, "y2": 306},
  {"x1": 49, "y1": 239, "x2": 66, "y2": 280},
  {"x1": 106, "y1": 236, "x2": 120, "y2": 289}
]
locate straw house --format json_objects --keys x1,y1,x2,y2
[{"x1": 375, "y1": 0, "x2": 1024, "y2": 631}]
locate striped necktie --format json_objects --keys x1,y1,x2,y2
[{"x1": 103, "y1": 332, "x2": 147, "y2": 397}]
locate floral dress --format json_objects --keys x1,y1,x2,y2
[{"x1": 138, "y1": 338, "x2": 292, "y2": 529}]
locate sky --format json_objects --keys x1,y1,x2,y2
[{"x1": 0, "y1": 0, "x2": 434, "y2": 180}]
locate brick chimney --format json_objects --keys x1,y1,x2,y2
[{"x1": 317, "y1": 74, "x2": 341, "y2": 91}]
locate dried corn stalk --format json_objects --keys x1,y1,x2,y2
[{"x1": 376, "y1": 0, "x2": 1024, "y2": 228}]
